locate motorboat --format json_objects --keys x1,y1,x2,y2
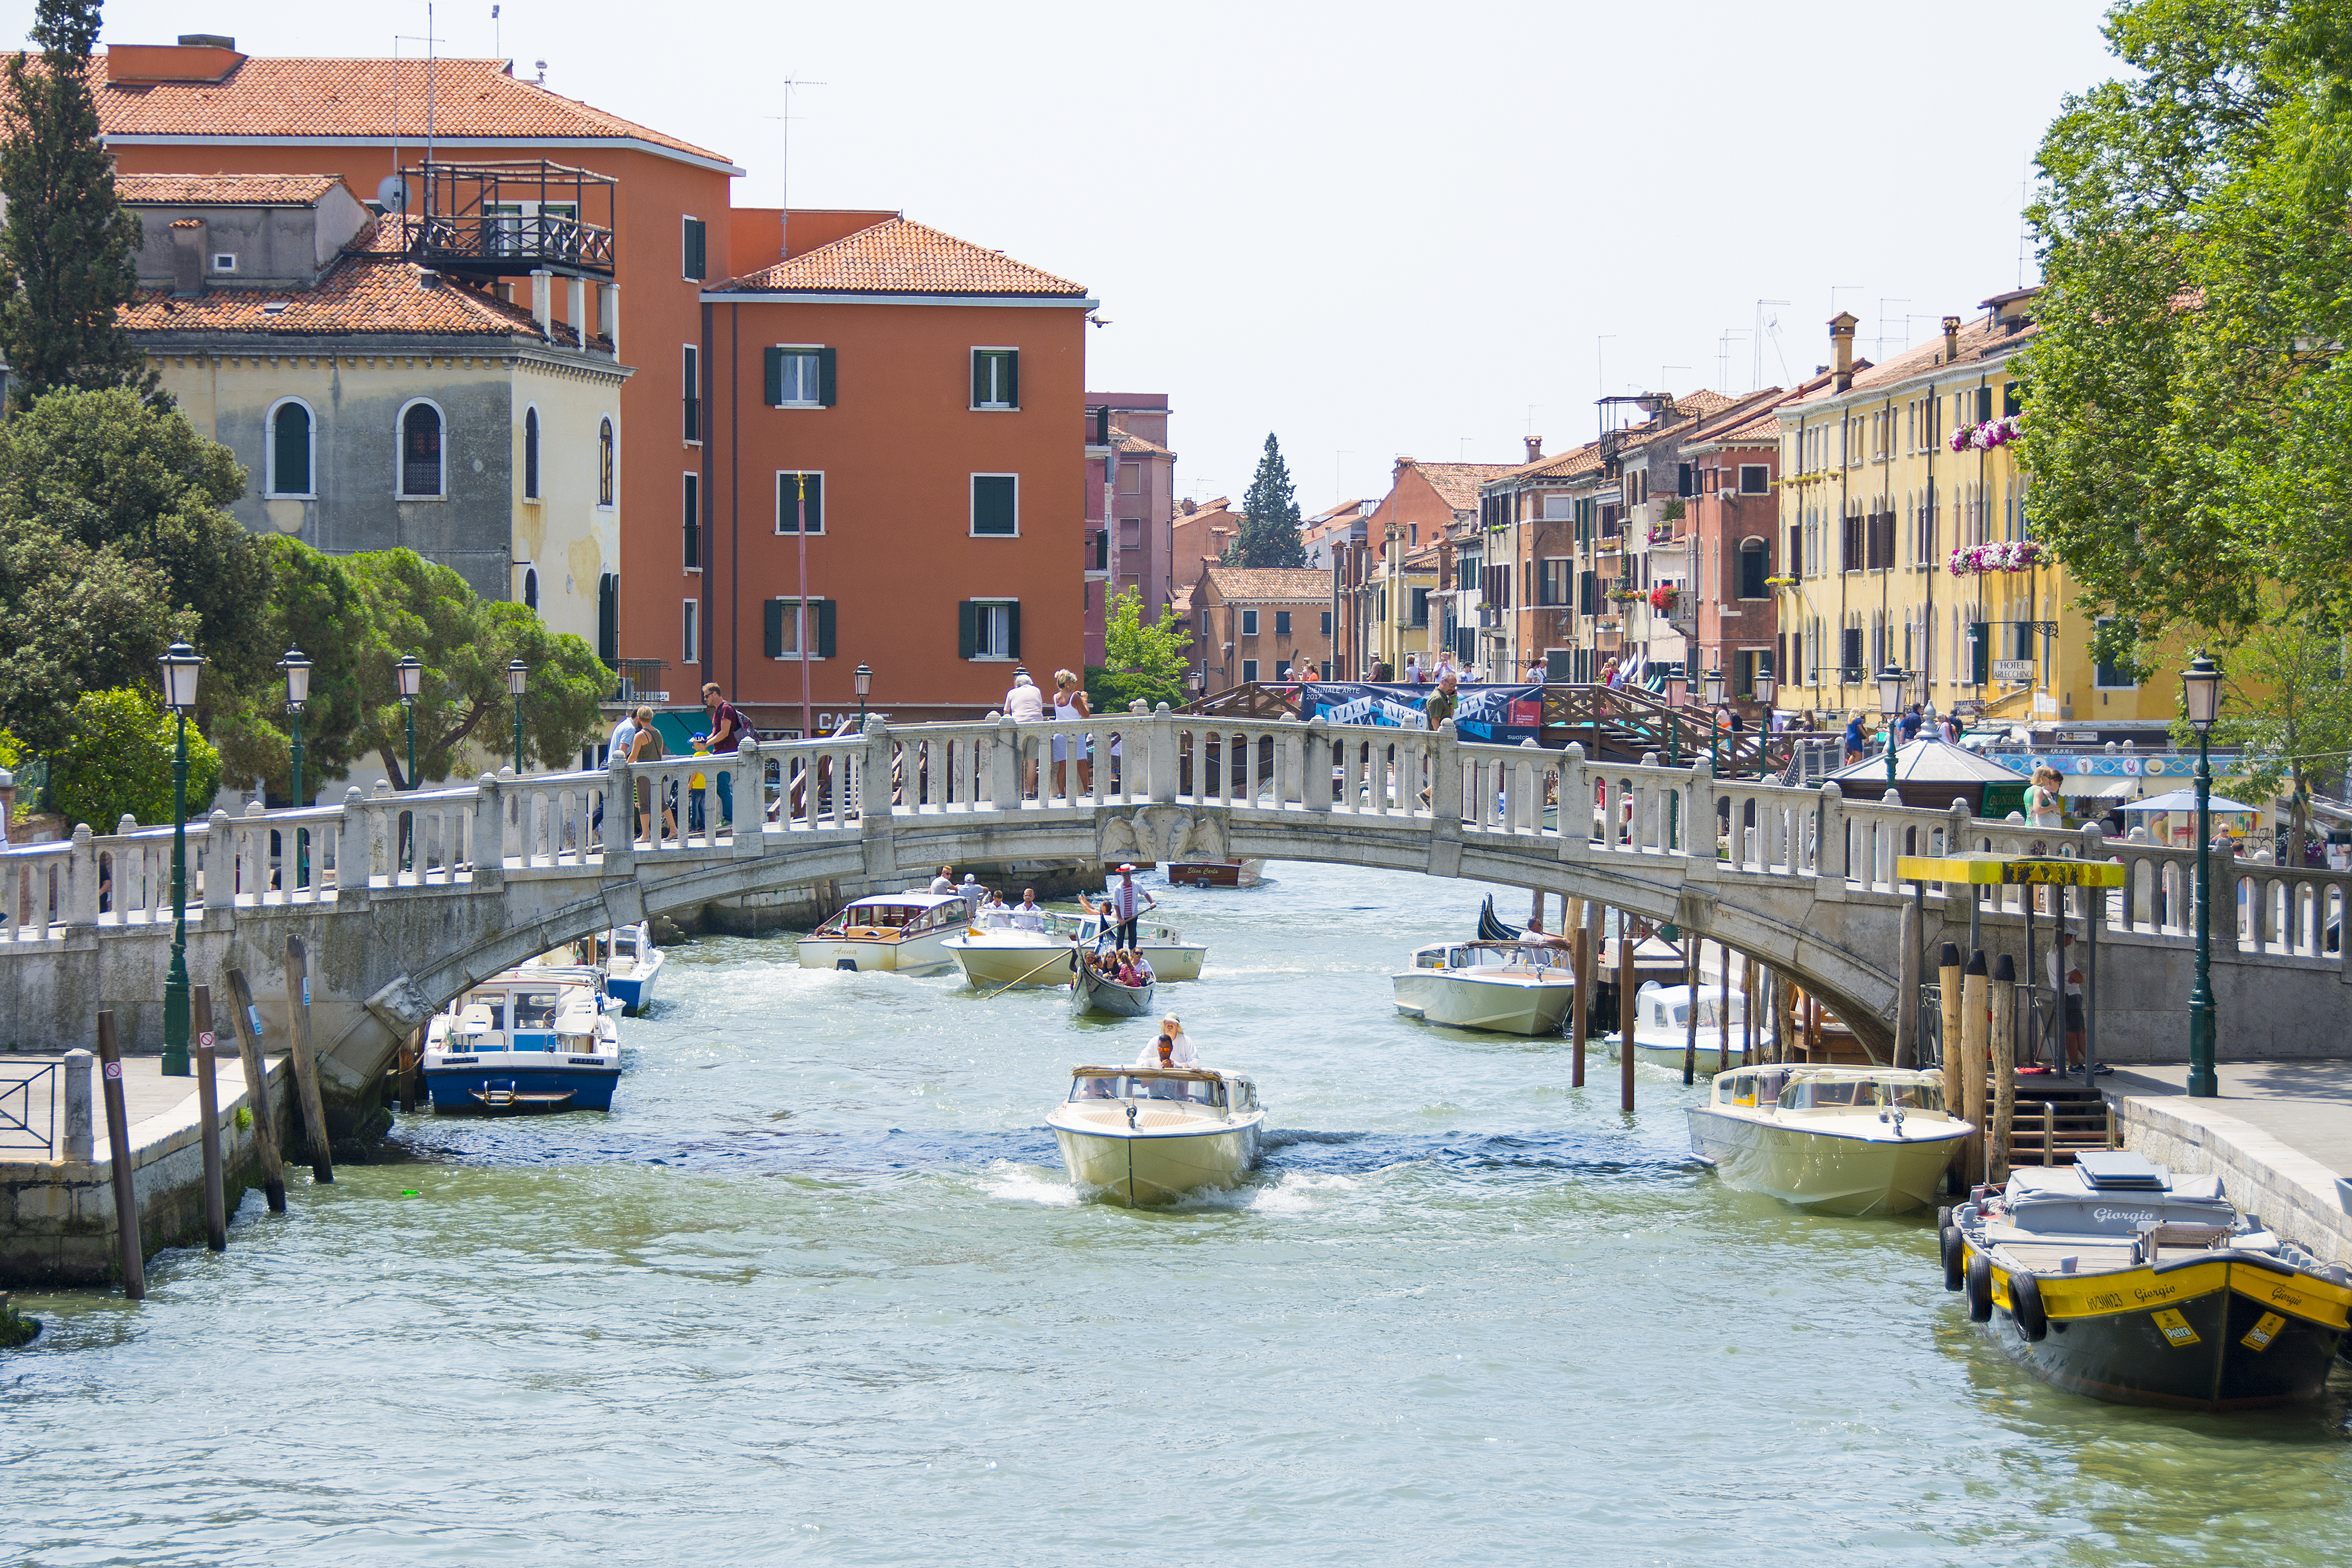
[
  {"x1": 1942, "y1": 1150, "x2": 2352, "y2": 1410},
  {"x1": 796, "y1": 890, "x2": 972, "y2": 972},
  {"x1": 1620, "y1": 982, "x2": 1772, "y2": 1074},
  {"x1": 1392, "y1": 940, "x2": 1576, "y2": 1035},
  {"x1": 599, "y1": 922, "x2": 666, "y2": 1014},
  {"x1": 1166, "y1": 858, "x2": 1263, "y2": 888},
  {"x1": 422, "y1": 969, "x2": 622, "y2": 1112},
  {"x1": 1046, "y1": 1065, "x2": 1265, "y2": 1206},
  {"x1": 946, "y1": 908, "x2": 1208, "y2": 989},
  {"x1": 1686, "y1": 1065, "x2": 1973, "y2": 1216},
  {"x1": 1072, "y1": 962, "x2": 1156, "y2": 1017}
]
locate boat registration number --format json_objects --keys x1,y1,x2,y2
[
  {"x1": 2240, "y1": 1311, "x2": 2286, "y2": 1353},
  {"x1": 2151, "y1": 1308, "x2": 2200, "y2": 1347}
]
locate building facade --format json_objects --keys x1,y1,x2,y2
[{"x1": 1188, "y1": 568, "x2": 1336, "y2": 690}]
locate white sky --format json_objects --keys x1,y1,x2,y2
[{"x1": 39, "y1": 0, "x2": 2122, "y2": 510}]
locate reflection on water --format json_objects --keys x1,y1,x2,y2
[{"x1": 3, "y1": 861, "x2": 2345, "y2": 1566}]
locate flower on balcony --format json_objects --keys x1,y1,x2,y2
[
  {"x1": 1648, "y1": 583, "x2": 1677, "y2": 611},
  {"x1": 1945, "y1": 538, "x2": 2046, "y2": 576},
  {"x1": 1948, "y1": 413, "x2": 2024, "y2": 453}
]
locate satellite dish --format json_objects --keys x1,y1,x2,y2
[{"x1": 376, "y1": 174, "x2": 412, "y2": 213}]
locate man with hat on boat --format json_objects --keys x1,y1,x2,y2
[{"x1": 1081, "y1": 865, "x2": 1157, "y2": 951}]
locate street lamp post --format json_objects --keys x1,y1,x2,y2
[
  {"x1": 159, "y1": 642, "x2": 204, "y2": 1077},
  {"x1": 395, "y1": 654, "x2": 423, "y2": 785},
  {"x1": 1876, "y1": 662, "x2": 1909, "y2": 791},
  {"x1": 507, "y1": 660, "x2": 529, "y2": 774},
  {"x1": 279, "y1": 647, "x2": 311, "y2": 888},
  {"x1": 854, "y1": 663, "x2": 873, "y2": 731},
  {"x1": 2183, "y1": 654, "x2": 2223, "y2": 1098},
  {"x1": 1701, "y1": 666, "x2": 1725, "y2": 779},
  {"x1": 1755, "y1": 668, "x2": 1777, "y2": 782}
]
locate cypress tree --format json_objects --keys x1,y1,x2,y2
[
  {"x1": 0, "y1": 0, "x2": 152, "y2": 406},
  {"x1": 1225, "y1": 432, "x2": 1305, "y2": 569}
]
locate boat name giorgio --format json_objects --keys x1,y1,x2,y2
[{"x1": 2092, "y1": 1206, "x2": 2159, "y2": 1224}]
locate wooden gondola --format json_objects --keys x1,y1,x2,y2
[
  {"x1": 1071, "y1": 965, "x2": 1157, "y2": 1017},
  {"x1": 1476, "y1": 895, "x2": 1521, "y2": 943}
]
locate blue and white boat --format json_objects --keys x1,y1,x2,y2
[
  {"x1": 599, "y1": 922, "x2": 666, "y2": 1014},
  {"x1": 422, "y1": 969, "x2": 622, "y2": 1112}
]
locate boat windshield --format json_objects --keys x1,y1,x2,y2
[
  {"x1": 1772, "y1": 1075, "x2": 1946, "y2": 1112},
  {"x1": 1068, "y1": 1073, "x2": 1224, "y2": 1107}
]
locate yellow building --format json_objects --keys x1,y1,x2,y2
[{"x1": 1770, "y1": 293, "x2": 2179, "y2": 736}]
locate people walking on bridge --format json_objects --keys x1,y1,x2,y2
[{"x1": 701, "y1": 682, "x2": 749, "y2": 827}]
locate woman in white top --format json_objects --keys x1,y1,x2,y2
[
  {"x1": 1138, "y1": 1016, "x2": 1199, "y2": 1068},
  {"x1": 1050, "y1": 668, "x2": 1093, "y2": 797},
  {"x1": 2028, "y1": 765, "x2": 2064, "y2": 828}
]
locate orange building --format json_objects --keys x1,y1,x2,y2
[{"x1": 700, "y1": 217, "x2": 1097, "y2": 727}]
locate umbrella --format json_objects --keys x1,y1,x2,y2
[{"x1": 2120, "y1": 788, "x2": 2257, "y2": 814}]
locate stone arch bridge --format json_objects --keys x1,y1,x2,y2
[{"x1": 1, "y1": 708, "x2": 2343, "y2": 1128}]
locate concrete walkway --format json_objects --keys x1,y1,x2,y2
[{"x1": 2104, "y1": 1061, "x2": 2352, "y2": 1264}]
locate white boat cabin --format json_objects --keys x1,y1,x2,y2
[
  {"x1": 811, "y1": 891, "x2": 973, "y2": 940},
  {"x1": 1712, "y1": 1066, "x2": 1949, "y2": 1114},
  {"x1": 1636, "y1": 984, "x2": 1750, "y2": 1034},
  {"x1": 1406, "y1": 940, "x2": 1573, "y2": 975},
  {"x1": 434, "y1": 978, "x2": 606, "y2": 1054},
  {"x1": 1067, "y1": 1068, "x2": 1259, "y2": 1112}
]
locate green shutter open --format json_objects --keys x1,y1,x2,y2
[
  {"x1": 957, "y1": 600, "x2": 978, "y2": 660},
  {"x1": 684, "y1": 218, "x2": 706, "y2": 280},
  {"x1": 1003, "y1": 350, "x2": 1018, "y2": 409},
  {"x1": 972, "y1": 351, "x2": 988, "y2": 408},
  {"x1": 818, "y1": 347, "x2": 837, "y2": 407},
  {"x1": 1005, "y1": 601, "x2": 1021, "y2": 659},
  {"x1": 764, "y1": 346, "x2": 784, "y2": 406},
  {"x1": 816, "y1": 600, "x2": 837, "y2": 659},
  {"x1": 764, "y1": 599, "x2": 785, "y2": 659}
]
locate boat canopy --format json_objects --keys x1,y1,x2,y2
[
  {"x1": 816, "y1": 892, "x2": 970, "y2": 935},
  {"x1": 1408, "y1": 940, "x2": 1572, "y2": 972},
  {"x1": 1716, "y1": 1065, "x2": 1946, "y2": 1112}
]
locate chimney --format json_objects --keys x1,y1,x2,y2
[
  {"x1": 1524, "y1": 435, "x2": 1544, "y2": 463},
  {"x1": 1828, "y1": 312, "x2": 1858, "y2": 392},
  {"x1": 169, "y1": 218, "x2": 206, "y2": 296},
  {"x1": 1942, "y1": 315, "x2": 1963, "y2": 365}
]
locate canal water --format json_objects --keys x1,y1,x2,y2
[{"x1": 4, "y1": 862, "x2": 2347, "y2": 1565}]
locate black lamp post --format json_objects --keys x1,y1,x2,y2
[
  {"x1": 854, "y1": 662, "x2": 873, "y2": 730},
  {"x1": 159, "y1": 641, "x2": 204, "y2": 1078},
  {"x1": 395, "y1": 654, "x2": 422, "y2": 787},
  {"x1": 2183, "y1": 653, "x2": 2223, "y2": 1098},
  {"x1": 1876, "y1": 662, "x2": 1909, "y2": 790},
  {"x1": 1189, "y1": 667, "x2": 1205, "y2": 704},
  {"x1": 1701, "y1": 666, "x2": 1725, "y2": 779},
  {"x1": 279, "y1": 647, "x2": 311, "y2": 888},
  {"x1": 507, "y1": 660, "x2": 529, "y2": 774}
]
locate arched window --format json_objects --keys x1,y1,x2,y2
[
  {"x1": 399, "y1": 401, "x2": 444, "y2": 497},
  {"x1": 523, "y1": 407, "x2": 540, "y2": 500},
  {"x1": 598, "y1": 417, "x2": 615, "y2": 507},
  {"x1": 1737, "y1": 537, "x2": 1768, "y2": 600},
  {"x1": 268, "y1": 399, "x2": 314, "y2": 497},
  {"x1": 523, "y1": 567, "x2": 539, "y2": 611}
]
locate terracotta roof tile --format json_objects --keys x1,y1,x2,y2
[
  {"x1": 1200, "y1": 567, "x2": 1337, "y2": 600},
  {"x1": 1115, "y1": 431, "x2": 1172, "y2": 457},
  {"x1": 119, "y1": 219, "x2": 589, "y2": 343},
  {"x1": 118, "y1": 171, "x2": 346, "y2": 205},
  {"x1": 1404, "y1": 460, "x2": 1518, "y2": 510},
  {"x1": 82, "y1": 54, "x2": 730, "y2": 166},
  {"x1": 1777, "y1": 308, "x2": 2037, "y2": 413},
  {"x1": 713, "y1": 217, "x2": 1087, "y2": 297}
]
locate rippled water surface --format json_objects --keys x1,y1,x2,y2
[{"x1": 5, "y1": 862, "x2": 2347, "y2": 1566}]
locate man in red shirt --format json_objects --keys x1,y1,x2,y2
[{"x1": 701, "y1": 682, "x2": 750, "y2": 828}]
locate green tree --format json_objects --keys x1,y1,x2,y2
[
  {"x1": 346, "y1": 550, "x2": 609, "y2": 785},
  {"x1": 2169, "y1": 615, "x2": 2352, "y2": 867},
  {"x1": 0, "y1": 512, "x2": 182, "y2": 751},
  {"x1": 1224, "y1": 433, "x2": 1305, "y2": 568},
  {"x1": 0, "y1": 0, "x2": 154, "y2": 405},
  {"x1": 202, "y1": 536, "x2": 382, "y2": 798},
  {"x1": 46, "y1": 685, "x2": 223, "y2": 832},
  {"x1": 2022, "y1": 0, "x2": 2352, "y2": 646},
  {"x1": 1087, "y1": 587, "x2": 1194, "y2": 714}
]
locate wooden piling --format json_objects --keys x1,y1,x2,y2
[
  {"x1": 1772, "y1": 969, "x2": 1795, "y2": 1065},
  {"x1": 1570, "y1": 927, "x2": 1591, "y2": 1089},
  {"x1": 283, "y1": 935, "x2": 334, "y2": 1183},
  {"x1": 223, "y1": 968, "x2": 287, "y2": 1213},
  {"x1": 1959, "y1": 950, "x2": 1989, "y2": 1188},
  {"x1": 1937, "y1": 944, "x2": 1965, "y2": 1135},
  {"x1": 1894, "y1": 896, "x2": 1920, "y2": 1069},
  {"x1": 1989, "y1": 953, "x2": 2017, "y2": 1183},
  {"x1": 1682, "y1": 937, "x2": 1700, "y2": 1085},
  {"x1": 191, "y1": 985, "x2": 226, "y2": 1252},
  {"x1": 93, "y1": 1011, "x2": 144, "y2": 1300},
  {"x1": 1745, "y1": 954, "x2": 1760, "y2": 1066},
  {"x1": 399, "y1": 1027, "x2": 420, "y2": 1114},
  {"x1": 1618, "y1": 916, "x2": 1637, "y2": 1114}
]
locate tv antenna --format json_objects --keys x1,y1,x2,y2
[{"x1": 766, "y1": 78, "x2": 828, "y2": 261}]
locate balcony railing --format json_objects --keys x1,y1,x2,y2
[
  {"x1": 613, "y1": 658, "x2": 669, "y2": 704},
  {"x1": 413, "y1": 212, "x2": 616, "y2": 274}
]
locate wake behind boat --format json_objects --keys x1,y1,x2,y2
[
  {"x1": 1686, "y1": 1065, "x2": 1972, "y2": 1215},
  {"x1": 1943, "y1": 1150, "x2": 2352, "y2": 1410},
  {"x1": 1046, "y1": 1065, "x2": 1265, "y2": 1205}
]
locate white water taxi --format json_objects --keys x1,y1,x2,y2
[
  {"x1": 944, "y1": 911, "x2": 1207, "y2": 990},
  {"x1": 422, "y1": 969, "x2": 622, "y2": 1112},
  {"x1": 1046, "y1": 1065, "x2": 1265, "y2": 1206},
  {"x1": 1620, "y1": 983, "x2": 1773, "y2": 1074},
  {"x1": 598, "y1": 922, "x2": 666, "y2": 1014},
  {"x1": 1391, "y1": 940, "x2": 1576, "y2": 1035},
  {"x1": 797, "y1": 891, "x2": 972, "y2": 972},
  {"x1": 1686, "y1": 1065, "x2": 1973, "y2": 1216}
]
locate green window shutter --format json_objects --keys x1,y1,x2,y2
[
  {"x1": 1005, "y1": 601, "x2": 1021, "y2": 660},
  {"x1": 816, "y1": 599, "x2": 837, "y2": 659},
  {"x1": 803, "y1": 472, "x2": 823, "y2": 533},
  {"x1": 972, "y1": 350, "x2": 988, "y2": 407},
  {"x1": 818, "y1": 347, "x2": 837, "y2": 407},
  {"x1": 1275, "y1": 610, "x2": 1291, "y2": 636},
  {"x1": 764, "y1": 599, "x2": 785, "y2": 659},
  {"x1": 272, "y1": 402, "x2": 309, "y2": 494},
  {"x1": 764, "y1": 347, "x2": 784, "y2": 406},
  {"x1": 1004, "y1": 350, "x2": 1018, "y2": 409},
  {"x1": 973, "y1": 474, "x2": 1016, "y2": 535},
  {"x1": 684, "y1": 218, "x2": 706, "y2": 280},
  {"x1": 957, "y1": 600, "x2": 978, "y2": 660},
  {"x1": 1969, "y1": 623, "x2": 1988, "y2": 684}
]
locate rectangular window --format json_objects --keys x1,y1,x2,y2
[
  {"x1": 1739, "y1": 464, "x2": 1769, "y2": 494},
  {"x1": 1241, "y1": 658, "x2": 1259, "y2": 683},
  {"x1": 971, "y1": 349, "x2": 1020, "y2": 410},
  {"x1": 1321, "y1": 610, "x2": 1333, "y2": 634},
  {"x1": 683, "y1": 344, "x2": 701, "y2": 443},
  {"x1": 776, "y1": 471, "x2": 824, "y2": 534},
  {"x1": 683, "y1": 473, "x2": 701, "y2": 570},
  {"x1": 1275, "y1": 610, "x2": 1291, "y2": 636},
  {"x1": 1840, "y1": 626, "x2": 1865, "y2": 680},
  {"x1": 1118, "y1": 460, "x2": 1142, "y2": 495},
  {"x1": 764, "y1": 346, "x2": 835, "y2": 407},
  {"x1": 1240, "y1": 609, "x2": 1258, "y2": 635},
  {"x1": 971, "y1": 473, "x2": 1018, "y2": 536},
  {"x1": 2093, "y1": 616, "x2": 2136, "y2": 689},
  {"x1": 957, "y1": 599, "x2": 1020, "y2": 660},
  {"x1": 681, "y1": 216, "x2": 707, "y2": 280},
  {"x1": 1410, "y1": 587, "x2": 1429, "y2": 627},
  {"x1": 1321, "y1": 661, "x2": 1332, "y2": 680},
  {"x1": 1540, "y1": 558, "x2": 1571, "y2": 606},
  {"x1": 1738, "y1": 543, "x2": 1768, "y2": 600},
  {"x1": 1967, "y1": 621, "x2": 1990, "y2": 684},
  {"x1": 763, "y1": 597, "x2": 836, "y2": 659},
  {"x1": 682, "y1": 598, "x2": 700, "y2": 666},
  {"x1": 1544, "y1": 493, "x2": 1572, "y2": 520}
]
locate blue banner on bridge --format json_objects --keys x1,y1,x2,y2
[{"x1": 1298, "y1": 684, "x2": 1545, "y2": 746}]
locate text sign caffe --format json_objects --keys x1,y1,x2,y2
[{"x1": 1989, "y1": 751, "x2": 2219, "y2": 781}]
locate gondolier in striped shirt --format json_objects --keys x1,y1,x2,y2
[{"x1": 1082, "y1": 865, "x2": 1157, "y2": 951}]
